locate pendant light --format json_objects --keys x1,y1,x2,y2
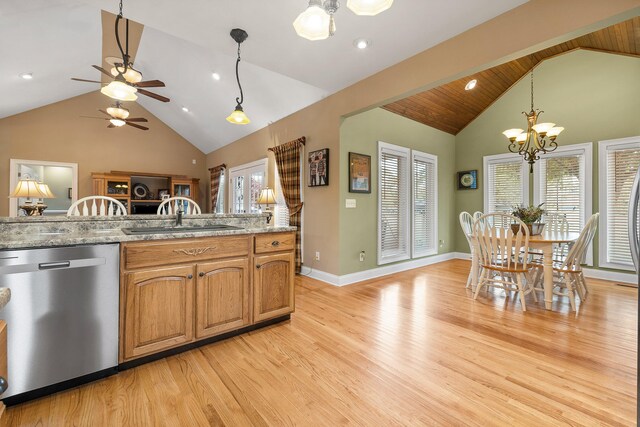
[{"x1": 226, "y1": 29, "x2": 250, "y2": 125}]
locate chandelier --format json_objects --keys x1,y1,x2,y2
[
  {"x1": 226, "y1": 28, "x2": 250, "y2": 125},
  {"x1": 294, "y1": 0, "x2": 394, "y2": 41},
  {"x1": 502, "y1": 70, "x2": 564, "y2": 173}
]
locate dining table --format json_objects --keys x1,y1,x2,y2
[{"x1": 471, "y1": 230, "x2": 581, "y2": 310}]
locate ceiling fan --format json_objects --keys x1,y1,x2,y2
[
  {"x1": 82, "y1": 102, "x2": 149, "y2": 131},
  {"x1": 71, "y1": 0, "x2": 169, "y2": 103}
]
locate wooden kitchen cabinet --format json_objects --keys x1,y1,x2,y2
[
  {"x1": 196, "y1": 258, "x2": 250, "y2": 339},
  {"x1": 253, "y1": 252, "x2": 295, "y2": 322},
  {"x1": 123, "y1": 265, "x2": 194, "y2": 360}
]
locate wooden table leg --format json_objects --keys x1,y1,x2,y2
[{"x1": 542, "y1": 244, "x2": 553, "y2": 310}]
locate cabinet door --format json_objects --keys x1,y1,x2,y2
[
  {"x1": 253, "y1": 252, "x2": 295, "y2": 322},
  {"x1": 196, "y1": 258, "x2": 250, "y2": 339},
  {"x1": 124, "y1": 265, "x2": 194, "y2": 360}
]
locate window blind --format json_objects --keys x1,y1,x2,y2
[
  {"x1": 605, "y1": 147, "x2": 640, "y2": 266},
  {"x1": 413, "y1": 152, "x2": 437, "y2": 257},
  {"x1": 538, "y1": 154, "x2": 584, "y2": 233},
  {"x1": 487, "y1": 160, "x2": 524, "y2": 213},
  {"x1": 378, "y1": 143, "x2": 410, "y2": 264},
  {"x1": 274, "y1": 167, "x2": 289, "y2": 227}
]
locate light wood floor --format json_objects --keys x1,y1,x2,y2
[{"x1": 4, "y1": 259, "x2": 637, "y2": 426}]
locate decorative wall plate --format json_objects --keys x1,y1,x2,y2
[
  {"x1": 457, "y1": 170, "x2": 477, "y2": 190},
  {"x1": 132, "y1": 183, "x2": 149, "y2": 199}
]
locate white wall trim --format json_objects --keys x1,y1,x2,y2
[
  {"x1": 582, "y1": 268, "x2": 637, "y2": 285},
  {"x1": 302, "y1": 253, "x2": 457, "y2": 287}
]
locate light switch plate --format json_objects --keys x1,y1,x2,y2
[{"x1": 345, "y1": 199, "x2": 356, "y2": 208}]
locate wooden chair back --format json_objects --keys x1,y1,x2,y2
[
  {"x1": 474, "y1": 213, "x2": 530, "y2": 271},
  {"x1": 561, "y1": 213, "x2": 599, "y2": 270},
  {"x1": 545, "y1": 213, "x2": 570, "y2": 233},
  {"x1": 459, "y1": 212, "x2": 474, "y2": 247},
  {"x1": 67, "y1": 196, "x2": 127, "y2": 216},
  {"x1": 157, "y1": 197, "x2": 201, "y2": 215}
]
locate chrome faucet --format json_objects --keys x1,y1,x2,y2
[{"x1": 175, "y1": 203, "x2": 184, "y2": 227}]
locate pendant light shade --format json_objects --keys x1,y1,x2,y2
[
  {"x1": 107, "y1": 104, "x2": 130, "y2": 119},
  {"x1": 109, "y1": 118, "x2": 127, "y2": 127},
  {"x1": 226, "y1": 106, "x2": 250, "y2": 125},
  {"x1": 347, "y1": 0, "x2": 394, "y2": 16},
  {"x1": 294, "y1": 0, "x2": 331, "y2": 41},
  {"x1": 101, "y1": 80, "x2": 137, "y2": 101}
]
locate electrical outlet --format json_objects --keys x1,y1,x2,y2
[
  {"x1": 315, "y1": 251, "x2": 320, "y2": 261},
  {"x1": 359, "y1": 251, "x2": 365, "y2": 262},
  {"x1": 192, "y1": 159, "x2": 197, "y2": 165}
]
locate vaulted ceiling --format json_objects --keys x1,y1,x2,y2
[{"x1": 382, "y1": 17, "x2": 640, "y2": 135}]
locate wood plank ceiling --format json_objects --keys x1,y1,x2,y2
[{"x1": 382, "y1": 17, "x2": 640, "y2": 135}]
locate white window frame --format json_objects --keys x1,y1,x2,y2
[
  {"x1": 378, "y1": 141, "x2": 411, "y2": 265},
  {"x1": 412, "y1": 150, "x2": 438, "y2": 258},
  {"x1": 227, "y1": 158, "x2": 268, "y2": 214},
  {"x1": 598, "y1": 136, "x2": 640, "y2": 271},
  {"x1": 483, "y1": 153, "x2": 529, "y2": 214},
  {"x1": 533, "y1": 142, "x2": 593, "y2": 265}
]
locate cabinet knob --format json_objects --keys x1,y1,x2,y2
[
  {"x1": 0, "y1": 376, "x2": 8, "y2": 394},
  {"x1": 199, "y1": 272, "x2": 205, "y2": 277},
  {"x1": 187, "y1": 274, "x2": 193, "y2": 279},
  {"x1": 271, "y1": 241, "x2": 280, "y2": 247},
  {"x1": 256, "y1": 264, "x2": 261, "y2": 269}
]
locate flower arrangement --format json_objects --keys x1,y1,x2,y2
[{"x1": 511, "y1": 203, "x2": 545, "y2": 224}]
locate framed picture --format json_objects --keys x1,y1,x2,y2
[
  {"x1": 457, "y1": 170, "x2": 477, "y2": 190},
  {"x1": 349, "y1": 152, "x2": 371, "y2": 193},
  {"x1": 308, "y1": 148, "x2": 329, "y2": 187},
  {"x1": 158, "y1": 189, "x2": 170, "y2": 199}
]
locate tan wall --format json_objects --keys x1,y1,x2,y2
[
  {"x1": 207, "y1": 1, "x2": 640, "y2": 276},
  {"x1": 0, "y1": 91, "x2": 207, "y2": 215}
]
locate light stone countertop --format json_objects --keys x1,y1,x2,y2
[{"x1": 0, "y1": 288, "x2": 10, "y2": 311}]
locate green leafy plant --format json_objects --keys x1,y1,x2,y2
[{"x1": 511, "y1": 203, "x2": 546, "y2": 224}]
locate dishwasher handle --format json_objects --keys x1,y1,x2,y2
[{"x1": 38, "y1": 261, "x2": 71, "y2": 270}]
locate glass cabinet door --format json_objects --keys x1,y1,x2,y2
[
  {"x1": 173, "y1": 183, "x2": 191, "y2": 197},
  {"x1": 107, "y1": 180, "x2": 129, "y2": 196}
]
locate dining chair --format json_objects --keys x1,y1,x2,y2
[
  {"x1": 67, "y1": 196, "x2": 127, "y2": 216},
  {"x1": 531, "y1": 213, "x2": 599, "y2": 310},
  {"x1": 473, "y1": 213, "x2": 537, "y2": 311},
  {"x1": 459, "y1": 212, "x2": 476, "y2": 288},
  {"x1": 528, "y1": 212, "x2": 571, "y2": 261},
  {"x1": 473, "y1": 211, "x2": 483, "y2": 220},
  {"x1": 157, "y1": 197, "x2": 202, "y2": 215}
]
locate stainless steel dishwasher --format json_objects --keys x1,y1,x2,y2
[{"x1": 0, "y1": 244, "x2": 119, "y2": 404}]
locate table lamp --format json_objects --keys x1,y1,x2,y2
[
  {"x1": 257, "y1": 187, "x2": 277, "y2": 224},
  {"x1": 9, "y1": 179, "x2": 48, "y2": 216},
  {"x1": 36, "y1": 183, "x2": 56, "y2": 215}
]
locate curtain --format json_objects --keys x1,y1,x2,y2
[
  {"x1": 209, "y1": 164, "x2": 225, "y2": 213},
  {"x1": 269, "y1": 137, "x2": 305, "y2": 273}
]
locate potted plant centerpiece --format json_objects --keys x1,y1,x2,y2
[{"x1": 511, "y1": 204, "x2": 546, "y2": 235}]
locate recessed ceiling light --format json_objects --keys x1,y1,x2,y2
[
  {"x1": 354, "y1": 38, "x2": 370, "y2": 49},
  {"x1": 212, "y1": 72, "x2": 221, "y2": 81},
  {"x1": 465, "y1": 79, "x2": 477, "y2": 91},
  {"x1": 19, "y1": 73, "x2": 33, "y2": 80},
  {"x1": 182, "y1": 107, "x2": 190, "y2": 113}
]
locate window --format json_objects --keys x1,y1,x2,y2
[
  {"x1": 483, "y1": 153, "x2": 529, "y2": 213},
  {"x1": 378, "y1": 142, "x2": 410, "y2": 264},
  {"x1": 228, "y1": 158, "x2": 267, "y2": 214},
  {"x1": 412, "y1": 150, "x2": 437, "y2": 257},
  {"x1": 599, "y1": 136, "x2": 640, "y2": 270},
  {"x1": 214, "y1": 169, "x2": 225, "y2": 214},
  {"x1": 273, "y1": 166, "x2": 289, "y2": 227}
]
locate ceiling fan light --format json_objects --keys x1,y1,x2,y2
[
  {"x1": 347, "y1": 0, "x2": 394, "y2": 16},
  {"x1": 101, "y1": 81, "x2": 138, "y2": 101},
  {"x1": 110, "y1": 66, "x2": 143, "y2": 84},
  {"x1": 226, "y1": 107, "x2": 250, "y2": 125},
  {"x1": 293, "y1": 1, "x2": 331, "y2": 40},
  {"x1": 106, "y1": 106, "x2": 130, "y2": 119},
  {"x1": 110, "y1": 118, "x2": 126, "y2": 127},
  {"x1": 502, "y1": 128, "x2": 524, "y2": 140},
  {"x1": 532, "y1": 122, "x2": 556, "y2": 135}
]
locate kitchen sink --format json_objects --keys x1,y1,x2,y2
[{"x1": 121, "y1": 225, "x2": 243, "y2": 235}]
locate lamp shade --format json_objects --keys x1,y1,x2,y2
[
  {"x1": 107, "y1": 105, "x2": 130, "y2": 119},
  {"x1": 110, "y1": 66, "x2": 143, "y2": 84},
  {"x1": 226, "y1": 107, "x2": 251, "y2": 125},
  {"x1": 110, "y1": 118, "x2": 127, "y2": 127},
  {"x1": 37, "y1": 183, "x2": 56, "y2": 199},
  {"x1": 532, "y1": 122, "x2": 556, "y2": 135},
  {"x1": 502, "y1": 128, "x2": 524, "y2": 141},
  {"x1": 9, "y1": 179, "x2": 47, "y2": 198},
  {"x1": 293, "y1": 0, "x2": 330, "y2": 40},
  {"x1": 100, "y1": 80, "x2": 138, "y2": 101},
  {"x1": 347, "y1": 0, "x2": 394, "y2": 16},
  {"x1": 257, "y1": 188, "x2": 277, "y2": 206}
]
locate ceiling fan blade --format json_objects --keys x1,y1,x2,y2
[
  {"x1": 138, "y1": 89, "x2": 170, "y2": 103},
  {"x1": 135, "y1": 80, "x2": 165, "y2": 88},
  {"x1": 92, "y1": 65, "x2": 113, "y2": 78},
  {"x1": 125, "y1": 118, "x2": 148, "y2": 122},
  {"x1": 98, "y1": 109, "x2": 111, "y2": 117},
  {"x1": 107, "y1": 124, "x2": 116, "y2": 128},
  {"x1": 126, "y1": 122, "x2": 149, "y2": 131},
  {"x1": 71, "y1": 78, "x2": 104, "y2": 84},
  {"x1": 80, "y1": 116, "x2": 108, "y2": 120}
]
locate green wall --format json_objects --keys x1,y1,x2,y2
[
  {"x1": 454, "y1": 49, "x2": 640, "y2": 266},
  {"x1": 339, "y1": 108, "x2": 456, "y2": 275}
]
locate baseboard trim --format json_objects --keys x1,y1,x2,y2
[{"x1": 302, "y1": 253, "x2": 457, "y2": 286}]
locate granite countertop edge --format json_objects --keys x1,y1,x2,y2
[
  {"x1": 0, "y1": 226, "x2": 297, "y2": 250},
  {"x1": 0, "y1": 288, "x2": 10, "y2": 311}
]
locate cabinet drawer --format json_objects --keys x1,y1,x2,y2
[
  {"x1": 124, "y1": 236, "x2": 251, "y2": 269},
  {"x1": 254, "y1": 232, "x2": 295, "y2": 254}
]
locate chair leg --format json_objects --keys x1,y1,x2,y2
[
  {"x1": 473, "y1": 269, "x2": 487, "y2": 300},
  {"x1": 578, "y1": 273, "x2": 589, "y2": 300},
  {"x1": 466, "y1": 271, "x2": 472, "y2": 289},
  {"x1": 564, "y1": 274, "x2": 576, "y2": 312},
  {"x1": 573, "y1": 274, "x2": 585, "y2": 301},
  {"x1": 516, "y1": 273, "x2": 527, "y2": 311}
]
